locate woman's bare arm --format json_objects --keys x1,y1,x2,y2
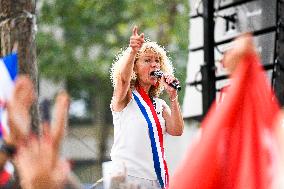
[{"x1": 112, "y1": 26, "x2": 144, "y2": 111}]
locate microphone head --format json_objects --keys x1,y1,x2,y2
[{"x1": 150, "y1": 70, "x2": 163, "y2": 78}]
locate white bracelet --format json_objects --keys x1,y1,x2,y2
[{"x1": 170, "y1": 95, "x2": 178, "y2": 102}]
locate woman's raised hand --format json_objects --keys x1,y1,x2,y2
[{"x1": 129, "y1": 26, "x2": 145, "y2": 53}]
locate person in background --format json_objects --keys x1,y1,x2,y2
[
  {"x1": 4, "y1": 75, "x2": 82, "y2": 189},
  {"x1": 217, "y1": 33, "x2": 255, "y2": 103},
  {"x1": 0, "y1": 139, "x2": 18, "y2": 189}
]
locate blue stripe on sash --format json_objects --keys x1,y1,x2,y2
[{"x1": 133, "y1": 92, "x2": 164, "y2": 188}]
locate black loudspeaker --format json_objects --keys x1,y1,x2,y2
[
  {"x1": 184, "y1": 0, "x2": 284, "y2": 120},
  {"x1": 274, "y1": 0, "x2": 284, "y2": 107}
]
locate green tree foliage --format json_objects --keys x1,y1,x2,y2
[{"x1": 37, "y1": 0, "x2": 189, "y2": 121}]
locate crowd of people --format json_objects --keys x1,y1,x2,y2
[
  {"x1": 0, "y1": 26, "x2": 283, "y2": 189},
  {"x1": 0, "y1": 76, "x2": 82, "y2": 189}
]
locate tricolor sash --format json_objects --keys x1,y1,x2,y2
[
  {"x1": 0, "y1": 53, "x2": 18, "y2": 138},
  {"x1": 132, "y1": 85, "x2": 169, "y2": 189}
]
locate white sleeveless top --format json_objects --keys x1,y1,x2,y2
[{"x1": 110, "y1": 94, "x2": 167, "y2": 180}]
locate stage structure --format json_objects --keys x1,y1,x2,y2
[{"x1": 183, "y1": 0, "x2": 284, "y2": 121}]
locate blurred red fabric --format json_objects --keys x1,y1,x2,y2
[
  {"x1": 170, "y1": 52, "x2": 280, "y2": 189},
  {"x1": 0, "y1": 169, "x2": 11, "y2": 186}
]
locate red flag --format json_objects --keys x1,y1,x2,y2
[{"x1": 170, "y1": 52, "x2": 280, "y2": 189}]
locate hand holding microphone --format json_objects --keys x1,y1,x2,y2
[{"x1": 150, "y1": 70, "x2": 181, "y2": 91}]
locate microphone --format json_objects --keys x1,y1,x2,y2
[{"x1": 150, "y1": 70, "x2": 181, "y2": 91}]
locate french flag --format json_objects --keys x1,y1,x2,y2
[{"x1": 0, "y1": 53, "x2": 18, "y2": 138}]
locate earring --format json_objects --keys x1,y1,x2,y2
[{"x1": 132, "y1": 72, "x2": 137, "y2": 80}]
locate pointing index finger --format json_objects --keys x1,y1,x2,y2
[{"x1": 132, "y1": 26, "x2": 138, "y2": 36}]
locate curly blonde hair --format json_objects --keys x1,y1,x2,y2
[{"x1": 110, "y1": 41, "x2": 174, "y2": 98}]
